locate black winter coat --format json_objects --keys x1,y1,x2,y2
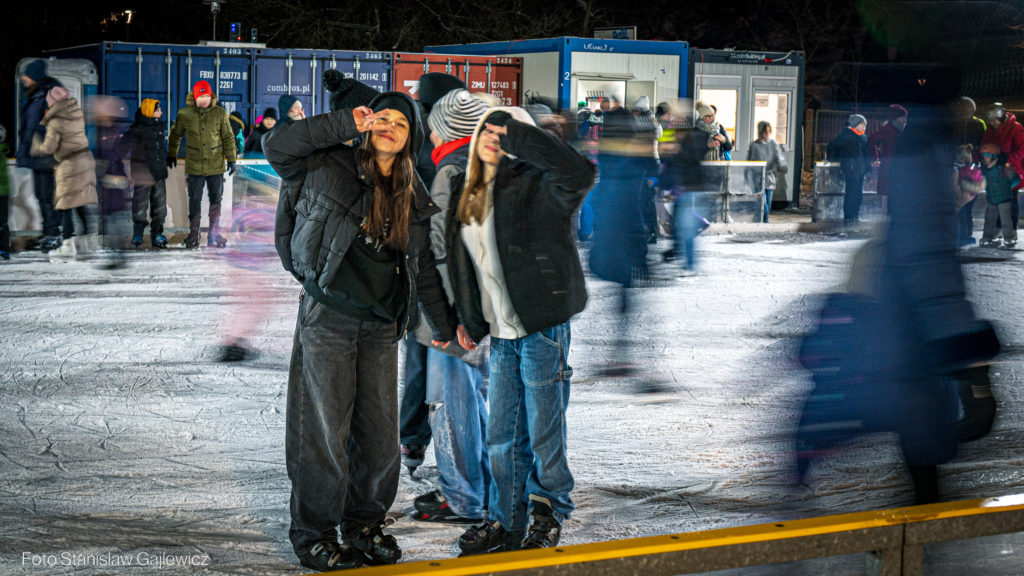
[
  {"x1": 827, "y1": 127, "x2": 871, "y2": 178},
  {"x1": 16, "y1": 77, "x2": 62, "y2": 171},
  {"x1": 122, "y1": 110, "x2": 168, "y2": 184},
  {"x1": 444, "y1": 119, "x2": 596, "y2": 343},
  {"x1": 264, "y1": 108, "x2": 456, "y2": 343}
]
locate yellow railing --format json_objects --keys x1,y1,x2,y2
[{"x1": 310, "y1": 494, "x2": 1024, "y2": 576}]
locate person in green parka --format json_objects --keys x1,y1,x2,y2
[{"x1": 167, "y1": 80, "x2": 236, "y2": 249}]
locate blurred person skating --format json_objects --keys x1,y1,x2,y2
[
  {"x1": 747, "y1": 121, "x2": 787, "y2": 223},
  {"x1": 953, "y1": 97, "x2": 986, "y2": 245},
  {"x1": 411, "y1": 89, "x2": 492, "y2": 525},
  {"x1": 867, "y1": 104, "x2": 908, "y2": 198},
  {"x1": 243, "y1": 107, "x2": 276, "y2": 157},
  {"x1": 659, "y1": 105, "x2": 710, "y2": 271},
  {"x1": 797, "y1": 90, "x2": 1000, "y2": 505},
  {"x1": 0, "y1": 125, "x2": 10, "y2": 260},
  {"x1": 167, "y1": 80, "x2": 236, "y2": 249},
  {"x1": 588, "y1": 95, "x2": 649, "y2": 378},
  {"x1": 122, "y1": 99, "x2": 169, "y2": 249},
  {"x1": 16, "y1": 59, "x2": 62, "y2": 252},
  {"x1": 981, "y1": 103, "x2": 1024, "y2": 230},
  {"x1": 92, "y1": 96, "x2": 132, "y2": 269},
  {"x1": 826, "y1": 114, "x2": 871, "y2": 224},
  {"x1": 446, "y1": 107, "x2": 595, "y2": 554},
  {"x1": 400, "y1": 72, "x2": 465, "y2": 475},
  {"x1": 978, "y1": 142, "x2": 1018, "y2": 249},
  {"x1": 264, "y1": 91, "x2": 457, "y2": 571},
  {"x1": 30, "y1": 85, "x2": 98, "y2": 262},
  {"x1": 632, "y1": 96, "x2": 662, "y2": 243}
]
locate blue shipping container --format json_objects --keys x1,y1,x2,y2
[{"x1": 252, "y1": 49, "x2": 391, "y2": 121}]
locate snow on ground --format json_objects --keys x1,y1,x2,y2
[{"x1": 1, "y1": 232, "x2": 1022, "y2": 575}]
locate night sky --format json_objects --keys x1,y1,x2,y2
[{"x1": 4, "y1": 0, "x2": 1023, "y2": 136}]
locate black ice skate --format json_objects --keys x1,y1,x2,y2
[
  {"x1": 297, "y1": 541, "x2": 363, "y2": 572},
  {"x1": 458, "y1": 520, "x2": 511, "y2": 556},
  {"x1": 411, "y1": 490, "x2": 480, "y2": 524},
  {"x1": 345, "y1": 519, "x2": 401, "y2": 565},
  {"x1": 521, "y1": 495, "x2": 562, "y2": 549}
]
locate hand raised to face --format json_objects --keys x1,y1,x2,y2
[{"x1": 353, "y1": 107, "x2": 393, "y2": 133}]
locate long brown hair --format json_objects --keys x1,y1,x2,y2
[
  {"x1": 359, "y1": 134, "x2": 415, "y2": 250},
  {"x1": 458, "y1": 121, "x2": 493, "y2": 225}
]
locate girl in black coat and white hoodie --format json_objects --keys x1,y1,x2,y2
[
  {"x1": 446, "y1": 107, "x2": 596, "y2": 555},
  {"x1": 264, "y1": 92, "x2": 457, "y2": 572}
]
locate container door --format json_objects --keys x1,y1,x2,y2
[
  {"x1": 456, "y1": 56, "x2": 522, "y2": 107},
  {"x1": 318, "y1": 51, "x2": 391, "y2": 112},
  {"x1": 392, "y1": 53, "x2": 462, "y2": 102},
  {"x1": 252, "y1": 50, "x2": 316, "y2": 124},
  {"x1": 752, "y1": 77, "x2": 798, "y2": 202},
  {"x1": 692, "y1": 76, "x2": 742, "y2": 145}
]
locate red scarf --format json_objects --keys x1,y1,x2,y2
[
  {"x1": 431, "y1": 136, "x2": 472, "y2": 166},
  {"x1": 850, "y1": 126, "x2": 866, "y2": 136}
]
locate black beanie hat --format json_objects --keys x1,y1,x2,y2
[
  {"x1": 262, "y1": 107, "x2": 277, "y2": 121},
  {"x1": 278, "y1": 95, "x2": 300, "y2": 124},
  {"x1": 24, "y1": 59, "x2": 47, "y2": 82},
  {"x1": 324, "y1": 69, "x2": 381, "y2": 112},
  {"x1": 417, "y1": 73, "x2": 466, "y2": 112},
  {"x1": 367, "y1": 91, "x2": 423, "y2": 159}
]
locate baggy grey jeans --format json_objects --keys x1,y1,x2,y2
[{"x1": 286, "y1": 290, "x2": 400, "y2": 553}]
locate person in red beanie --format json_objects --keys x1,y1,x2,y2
[{"x1": 167, "y1": 80, "x2": 237, "y2": 248}]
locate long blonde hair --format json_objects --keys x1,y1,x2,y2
[
  {"x1": 457, "y1": 107, "x2": 537, "y2": 225},
  {"x1": 359, "y1": 134, "x2": 415, "y2": 249}
]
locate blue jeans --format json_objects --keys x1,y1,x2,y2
[
  {"x1": 487, "y1": 322, "x2": 575, "y2": 536},
  {"x1": 426, "y1": 349, "x2": 490, "y2": 519},
  {"x1": 763, "y1": 188, "x2": 774, "y2": 223},
  {"x1": 673, "y1": 194, "x2": 699, "y2": 271},
  {"x1": 399, "y1": 335, "x2": 431, "y2": 447}
]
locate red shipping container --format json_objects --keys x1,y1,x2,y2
[{"x1": 392, "y1": 52, "x2": 522, "y2": 107}]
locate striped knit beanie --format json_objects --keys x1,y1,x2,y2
[
  {"x1": 428, "y1": 89, "x2": 489, "y2": 142},
  {"x1": 140, "y1": 99, "x2": 161, "y2": 118}
]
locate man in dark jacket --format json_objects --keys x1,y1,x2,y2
[
  {"x1": 827, "y1": 114, "x2": 872, "y2": 224},
  {"x1": 123, "y1": 99, "x2": 169, "y2": 248},
  {"x1": 16, "y1": 59, "x2": 63, "y2": 252}
]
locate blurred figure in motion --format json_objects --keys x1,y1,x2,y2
[
  {"x1": 216, "y1": 192, "x2": 278, "y2": 362},
  {"x1": 632, "y1": 96, "x2": 662, "y2": 244},
  {"x1": 867, "y1": 104, "x2": 908, "y2": 199},
  {"x1": 243, "y1": 107, "x2": 276, "y2": 158},
  {"x1": 952, "y1": 97, "x2": 986, "y2": 246},
  {"x1": 16, "y1": 59, "x2": 63, "y2": 253},
  {"x1": 659, "y1": 101, "x2": 709, "y2": 272},
  {"x1": 122, "y1": 99, "x2": 169, "y2": 249},
  {"x1": 796, "y1": 77, "x2": 1001, "y2": 505},
  {"x1": 91, "y1": 95, "x2": 132, "y2": 269},
  {"x1": 827, "y1": 114, "x2": 871, "y2": 225},
  {"x1": 30, "y1": 85, "x2": 99, "y2": 262},
  {"x1": 952, "y1": 144, "x2": 984, "y2": 248},
  {"x1": 588, "y1": 94, "x2": 650, "y2": 379}
]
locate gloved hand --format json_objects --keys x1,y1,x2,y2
[
  {"x1": 226, "y1": 161, "x2": 236, "y2": 176},
  {"x1": 954, "y1": 364, "x2": 996, "y2": 443},
  {"x1": 166, "y1": 156, "x2": 177, "y2": 169}
]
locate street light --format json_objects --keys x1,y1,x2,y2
[{"x1": 202, "y1": 0, "x2": 226, "y2": 41}]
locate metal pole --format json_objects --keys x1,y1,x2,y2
[
  {"x1": 187, "y1": 49, "x2": 193, "y2": 88},
  {"x1": 136, "y1": 48, "x2": 143, "y2": 106},
  {"x1": 486, "y1": 61, "x2": 493, "y2": 95},
  {"x1": 286, "y1": 53, "x2": 293, "y2": 96},
  {"x1": 214, "y1": 51, "x2": 221, "y2": 100},
  {"x1": 311, "y1": 55, "x2": 317, "y2": 116},
  {"x1": 464, "y1": 60, "x2": 470, "y2": 89},
  {"x1": 212, "y1": 14, "x2": 217, "y2": 42},
  {"x1": 165, "y1": 49, "x2": 172, "y2": 139}
]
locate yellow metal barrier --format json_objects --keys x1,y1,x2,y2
[{"x1": 308, "y1": 494, "x2": 1024, "y2": 576}]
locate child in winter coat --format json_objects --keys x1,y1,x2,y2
[
  {"x1": 979, "y1": 142, "x2": 1019, "y2": 248},
  {"x1": 122, "y1": 99, "x2": 169, "y2": 248},
  {"x1": 953, "y1": 144, "x2": 984, "y2": 246}
]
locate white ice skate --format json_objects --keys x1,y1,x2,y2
[{"x1": 49, "y1": 238, "x2": 78, "y2": 262}]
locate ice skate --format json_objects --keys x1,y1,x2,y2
[
  {"x1": 345, "y1": 519, "x2": 400, "y2": 565},
  {"x1": 152, "y1": 233, "x2": 168, "y2": 249},
  {"x1": 410, "y1": 490, "x2": 480, "y2": 524},
  {"x1": 297, "y1": 541, "x2": 363, "y2": 572},
  {"x1": 521, "y1": 496, "x2": 562, "y2": 549},
  {"x1": 458, "y1": 520, "x2": 511, "y2": 556},
  {"x1": 401, "y1": 444, "x2": 425, "y2": 475},
  {"x1": 49, "y1": 238, "x2": 77, "y2": 262}
]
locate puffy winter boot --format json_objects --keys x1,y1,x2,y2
[
  {"x1": 49, "y1": 238, "x2": 78, "y2": 262},
  {"x1": 207, "y1": 204, "x2": 227, "y2": 247}
]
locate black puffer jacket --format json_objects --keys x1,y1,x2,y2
[
  {"x1": 264, "y1": 104, "x2": 456, "y2": 343},
  {"x1": 122, "y1": 109, "x2": 168, "y2": 185},
  {"x1": 445, "y1": 117, "x2": 596, "y2": 343},
  {"x1": 827, "y1": 127, "x2": 871, "y2": 178}
]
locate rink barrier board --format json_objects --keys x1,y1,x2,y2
[{"x1": 315, "y1": 494, "x2": 1024, "y2": 576}]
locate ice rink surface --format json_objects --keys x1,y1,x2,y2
[{"x1": 2, "y1": 232, "x2": 1022, "y2": 574}]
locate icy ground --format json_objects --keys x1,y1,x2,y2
[{"x1": 1, "y1": 232, "x2": 1023, "y2": 575}]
